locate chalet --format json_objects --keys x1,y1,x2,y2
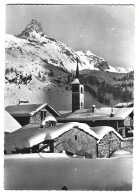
[
  {"x1": 5, "y1": 122, "x2": 123, "y2": 158},
  {"x1": 92, "y1": 126, "x2": 123, "y2": 158},
  {"x1": 4, "y1": 122, "x2": 98, "y2": 158},
  {"x1": 57, "y1": 107, "x2": 134, "y2": 137},
  {"x1": 5, "y1": 103, "x2": 60, "y2": 126}
]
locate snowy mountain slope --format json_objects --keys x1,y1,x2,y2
[
  {"x1": 105, "y1": 66, "x2": 133, "y2": 73},
  {"x1": 6, "y1": 19, "x2": 132, "y2": 74},
  {"x1": 5, "y1": 33, "x2": 108, "y2": 74},
  {"x1": 115, "y1": 67, "x2": 133, "y2": 73},
  {"x1": 5, "y1": 19, "x2": 134, "y2": 110},
  {"x1": 105, "y1": 65, "x2": 119, "y2": 73}
]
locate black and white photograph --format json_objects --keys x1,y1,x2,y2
[{"x1": 3, "y1": 1, "x2": 136, "y2": 191}]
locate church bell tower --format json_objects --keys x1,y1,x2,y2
[{"x1": 71, "y1": 58, "x2": 84, "y2": 112}]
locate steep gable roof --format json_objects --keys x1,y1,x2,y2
[
  {"x1": 91, "y1": 126, "x2": 123, "y2": 143},
  {"x1": 5, "y1": 103, "x2": 60, "y2": 117}
]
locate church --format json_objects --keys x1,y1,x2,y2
[
  {"x1": 58, "y1": 59, "x2": 134, "y2": 138},
  {"x1": 70, "y1": 58, "x2": 84, "y2": 112}
]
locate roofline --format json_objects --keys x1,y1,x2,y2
[
  {"x1": 57, "y1": 117, "x2": 126, "y2": 123},
  {"x1": 46, "y1": 105, "x2": 60, "y2": 117},
  {"x1": 30, "y1": 103, "x2": 48, "y2": 116},
  {"x1": 6, "y1": 103, "x2": 60, "y2": 117},
  {"x1": 5, "y1": 103, "x2": 48, "y2": 117},
  {"x1": 44, "y1": 122, "x2": 99, "y2": 141},
  {"x1": 11, "y1": 113, "x2": 31, "y2": 117},
  {"x1": 96, "y1": 129, "x2": 123, "y2": 144}
]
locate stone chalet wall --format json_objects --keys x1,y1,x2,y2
[
  {"x1": 98, "y1": 132, "x2": 121, "y2": 158},
  {"x1": 124, "y1": 116, "x2": 132, "y2": 127},
  {"x1": 30, "y1": 109, "x2": 53, "y2": 124},
  {"x1": 109, "y1": 132, "x2": 121, "y2": 154},
  {"x1": 118, "y1": 116, "x2": 133, "y2": 137},
  {"x1": 54, "y1": 127, "x2": 97, "y2": 158}
]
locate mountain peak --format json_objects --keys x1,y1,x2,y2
[
  {"x1": 17, "y1": 19, "x2": 44, "y2": 39},
  {"x1": 27, "y1": 19, "x2": 43, "y2": 32}
]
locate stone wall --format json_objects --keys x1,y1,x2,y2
[
  {"x1": 30, "y1": 111, "x2": 41, "y2": 124},
  {"x1": 118, "y1": 127, "x2": 126, "y2": 137},
  {"x1": 124, "y1": 116, "x2": 132, "y2": 127},
  {"x1": 118, "y1": 116, "x2": 133, "y2": 137},
  {"x1": 98, "y1": 132, "x2": 121, "y2": 158},
  {"x1": 30, "y1": 109, "x2": 52, "y2": 124},
  {"x1": 110, "y1": 132, "x2": 121, "y2": 153},
  {"x1": 54, "y1": 127, "x2": 97, "y2": 158}
]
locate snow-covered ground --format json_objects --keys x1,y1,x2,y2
[{"x1": 4, "y1": 154, "x2": 133, "y2": 190}]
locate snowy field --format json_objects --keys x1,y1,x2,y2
[{"x1": 4, "y1": 154, "x2": 133, "y2": 190}]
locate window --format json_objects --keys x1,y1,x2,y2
[
  {"x1": 75, "y1": 135, "x2": 77, "y2": 141},
  {"x1": 44, "y1": 111, "x2": 46, "y2": 118},
  {"x1": 81, "y1": 87, "x2": 83, "y2": 93},
  {"x1": 41, "y1": 111, "x2": 43, "y2": 120},
  {"x1": 72, "y1": 85, "x2": 79, "y2": 92},
  {"x1": 41, "y1": 111, "x2": 46, "y2": 120}
]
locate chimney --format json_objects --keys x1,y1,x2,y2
[
  {"x1": 110, "y1": 108, "x2": 114, "y2": 117},
  {"x1": 92, "y1": 105, "x2": 95, "y2": 114},
  {"x1": 18, "y1": 99, "x2": 29, "y2": 105}
]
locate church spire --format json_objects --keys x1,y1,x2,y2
[{"x1": 75, "y1": 57, "x2": 79, "y2": 79}]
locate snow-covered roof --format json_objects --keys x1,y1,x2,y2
[
  {"x1": 5, "y1": 103, "x2": 60, "y2": 117},
  {"x1": 4, "y1": 110, "x2": 21, "y2": 133},
  {"x1": 70, "y1": 78, "x2": 80, "y2": 84},
  {"x1": 5, "y1": 122, "x2": 99, "y2": 153},
  {"x1": 110, "y1": 150, "x2": 133, "y2": 158},
  {"x1": 114, "y1": 102, "x2": 133, "y2": 108},
  {"x1": 91, "y1": 126, "x2": 123, "y2": 143},
  {"x1": 41, "y1": 116, "x2": 57, "y2": 126},
  {"x1": 43, "y1": 116, "x2": 57, "y2": 122},
  {"x1": 115, "y1": 107, "x2": 133, "y2": 120},
  {"x1": 58, "y1": 107, "x2": 133, "y2": 121},
  {"x1": 44, "y1": 122, "x2": 99, "y2": 140}
]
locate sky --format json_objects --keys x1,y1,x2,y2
[{"x1": 6, "y1": 4, "x2": 135, "y2": 69}]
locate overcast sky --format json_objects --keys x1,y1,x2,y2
[{"x1": 6, "y1": 4, "x2": 135, "y2": 69}]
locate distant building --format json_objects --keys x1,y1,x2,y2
[
  {"x1": 5, "y1": 122, "x2": 123, "y2": 158},
  {"x1": 114, "y1": 102, "x2": 134, "y2": 108},
  {"x1": 5, "y1": 103, "x2": 60, "y2": 126},
  {"x1": 57, "y1": 107, "x2": 134, "y2": 137},
  {"x1": 71, "y1": 58, "x2": 84, "y2": 112}
]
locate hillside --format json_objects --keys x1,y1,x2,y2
[{"x1": 5, "y1": 19, "x2": 134, "y2": 110}]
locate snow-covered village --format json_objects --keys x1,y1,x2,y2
[{"x1": 4, "y1": 4, "x2": 134, "y2": 191}]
